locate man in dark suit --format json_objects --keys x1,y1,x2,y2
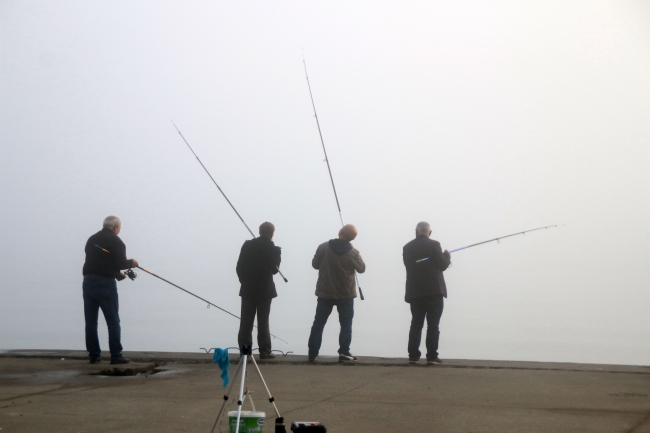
[
  {"x1": 236, "y1": 222, "x2": 282, "y2": 359},
  {"x1": 403, "y1": 221, "x2": 451, "y2": 365}
]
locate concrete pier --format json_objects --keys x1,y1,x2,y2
[{"x1": 1, "y1": 350, "x2": 649, "y2": 432}]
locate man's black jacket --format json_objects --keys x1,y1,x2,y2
[
  {"x1": 236, "y1": 237, "x2": 281, "y2": 301},
  {"x1": 403, "y1": 235, "x2": 451, "y2": 302},
  {"x1": 83, "y1": 228, "x2": 134, "y2": 279}
]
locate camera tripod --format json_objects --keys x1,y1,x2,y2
[{"x1": 210, "y1": 346, "x2": 286, "y2": 433}]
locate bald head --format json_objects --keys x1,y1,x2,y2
[
  {"x1": 103, "y1": 216, "x2": 121, "y2": 235},
  {"x1": 415, "y1": 221, "x2": 431, "y2": 237},
  {"x1": 338, "y1": 224, "x2": 358, "y2": 241}
]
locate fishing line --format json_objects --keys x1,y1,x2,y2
[
  {"x1": 171, "y1": 121, "x2": 288, "y2": 283},
  {"x1": 93, "y1": 245, "x2": 288, "y2": 344},
  {"x1": 302, "y1": 55, "x2": 365, "y2": 300}
]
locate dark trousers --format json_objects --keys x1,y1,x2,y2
[
  {"x1": 308, "y1": 298, "x2": 354, "y2": 358},
  {"x1": 408, "y1": 295, "x2": 444, "y2": 361},
  {"x1": 83, "y1": 277, "x2": 123, "y2": 360},
  {"x1": 238, "y1": 297, "x2": 273, "y2": 355}
]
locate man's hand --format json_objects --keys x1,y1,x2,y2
[
  {"x1": 131, "y1": 258, "x2": 139, "y2": 268},
  {"x1": 117, "y1": 272, "x2": 126, "y2": 281},
  {"x1": 443, "y1": 249, "x2": 451, "y2": 259}
]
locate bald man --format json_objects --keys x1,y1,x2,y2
[
  {"x1": 403, "y1": 221, "x2": 451, "y2": 365},
  {"x1": 82, "y1": 216, "x2": 138, "y2": 365},
  {"x1": 308, "y1": 224, "x2": 366, "y2": 362}
]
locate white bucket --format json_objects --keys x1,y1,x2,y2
[{"x1": 228, "y1": 410, "x2": 266, "y2": 433}]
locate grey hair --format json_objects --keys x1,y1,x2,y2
[
  {"x1": 415, "y1": 221, "x2": 431, "y2": 234},
  {"x1": 103, "y1": 216, "x2": 121, "y2": 229}
]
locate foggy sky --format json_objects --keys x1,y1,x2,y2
[{"x1": 1, "y1": 1, "x2": 649, "y2": 365}]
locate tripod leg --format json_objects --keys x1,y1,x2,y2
[
  {"x1": 210, "y1": 356, "x2": 243, "y2": 433},
  {"x1": 249, "y1": 355, "x2": 282, "y2": 418},
  {"x1": 234, "y1": 354, "x2": 249, "y2": 433}
]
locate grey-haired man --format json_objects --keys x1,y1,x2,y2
[
  {"x1": 403, "y1": 221, "x2": 451, "y2": 365},
  {"x1": 82, "y1": 216, "x2": 138, "y2": 364}
]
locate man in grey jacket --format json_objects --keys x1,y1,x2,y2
[{"x1": 308, "y1": 224, "x2": 366, "y2": 362}]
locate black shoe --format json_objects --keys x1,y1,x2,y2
[
  {"x1": 308, "y1": 355, "x2": 318, "y2": 362},
  {"x1": 427, "y1": 357, "x2": 443, "y2": 365},
  {"x1": 408, "y1": 359, "x2": 419, "y2": 365},
  {"x1": 89, "y1": 357, "x2": 101, "y2": 364},
  {"x1": 110, "y1": 357, "x2": 131, "y2": 365},
  {"x1": 338, "y1": 353, "x2": 357, "y2": 362},
  {"x1": 259, "y1": 352, "x2": 276, "y2": 360}
]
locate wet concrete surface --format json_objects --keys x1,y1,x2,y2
[{"x1": 0, "y1": 350, "x2": 649, "y2": 432}]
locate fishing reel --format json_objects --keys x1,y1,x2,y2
[{"x1": 125, "y1": 268, "x2": 138, "y2": 281}]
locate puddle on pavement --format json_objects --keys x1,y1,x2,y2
[{"x1": 92, "y1": 363, "x2": 166, "y2": 377}]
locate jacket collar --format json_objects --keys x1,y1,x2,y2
[{"x1": 101, "y1": 228, "x2": 117, "y2": 236}]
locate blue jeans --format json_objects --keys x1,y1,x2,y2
[
  {"x1": 83, "y1": 277, "x2": 123, "y2": 360},
  {"x1": 308, "y1": 298, "x2": 354, "y2": 358},
  {"x1": 408, "y1": 295, "x2": 444, "y2": 361}
]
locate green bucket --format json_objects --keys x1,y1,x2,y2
[{"x1": 228, "y1": 410, "x2": 266, "y2": 433}]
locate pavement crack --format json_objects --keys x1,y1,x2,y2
[
  {"x1": 0, "y1": 384, "x2": 105, "y2": 403},
  {"x1": 626, "y1": 408, "x2": 650, "y2": 433},
  {"x1": 281, "y1": 367, "x2": 404, "y2": 416},
  {"x1": 0, "y1": 400, "x2": 32, "y2": 409},
  {"x1": 0, "y1": 386, "x2": 65, "y2": 403}
]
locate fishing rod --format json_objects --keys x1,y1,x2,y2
[
  {"x1": 171, "y1": 120, "x2": 288, "y2": 283},
  {"x1": 94, "y1": 245, "x2": 288, "y2": 344},
  {"x1": 302, "y1": 56, "x2": 364, "y2": 300},
  {"x1": 451, "y1": 225, "x2": 559, "y2": 252},
  {"x1": 415, "y1": 225, "x2": 559, "y2": 262}
]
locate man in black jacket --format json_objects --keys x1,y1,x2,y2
[
  {"x1": 82, "y1": 216, "x2": 138, "y2": 364},
  {"x1": 403, "y1": 221, "x2": 451, "y2": 365},
  {"x1": 236, "y1": 222, "x2": 281, "y2": 359}
]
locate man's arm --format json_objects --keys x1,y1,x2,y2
[
  {"x1": 312, "y1": 244, "x2": 323, "y2": 270},
  {"x1": 236, "y1": 242, "x2": 249, "y2": 283},
  {"x1": 403, "y1": 245, "x2": 414, "y2": 270},
  {"x1": 112, "y1": 238, "x2": 134, "y2": 270},
  {"x1": 430, "y1": 241, "x2": 451, "y2": 271},
  {"x1": 350, "y1": 249, "x2": 366, "y2": 274},
  {"x1": 108, "y1": 239, "x2": 134, "y2": 282},
  {"x1": 268, "y1": 245, "x2": 281, "y2": 275}
]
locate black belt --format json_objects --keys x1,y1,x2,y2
[{"x1": 84, "y1": 274, "x2": 113, "y2": 279}]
